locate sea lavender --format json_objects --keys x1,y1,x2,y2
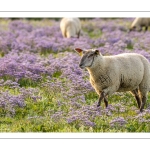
[{"x1": 110, "y1": 117, "x2": 127, "y2": 127}]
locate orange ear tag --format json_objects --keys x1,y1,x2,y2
[{"x1": 79, "y1": 51, "x2": 83, "y2": 56}]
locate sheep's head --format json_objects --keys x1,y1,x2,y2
[
  {"x1": 74, "y1": 48, "x2": 100, "y2": 69},
  {"x1": 129, "y1": 25, "x2": 142, "y2": 32},
  {"x1": 129, "y1": 24, "x2": 141, "y2": 32},
  {"x1": 129, "y1": 26, "x2": 136, "y2": 32}
]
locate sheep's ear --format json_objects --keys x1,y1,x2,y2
[
  {"x1": 74, "y1": 48, "x2": 83, "y2": 56},
  {"x1": 95, "y1": 50, "x2": 100, "y2": 55}
]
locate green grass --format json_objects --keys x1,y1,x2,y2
[
  {"x1": 1, "y1": 81, "x2": 150, "y2": 132},
  {"x1": 126, "y1": 43, "x2": 134, "y2": 50},
  {"x1": 1, "y1": 69, "x2": 150, "y2": 132},
  {"x1": 1, "y1": 55, "x2": 150, "y2": 133}
]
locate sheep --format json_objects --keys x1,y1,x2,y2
[
  {"x1": 74, "y1": 48, "x2": 150, "y2": 112},
  {"x1": 60, "y1": 17, "x2": 81, "y2": 38},
  {"x1": 130, "y1": 18, "x2": 150, "y2": 31}
]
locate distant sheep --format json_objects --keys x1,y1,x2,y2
[
  {"x1": 130, "y1": 18, "x2": 150, "y2": 31},
  {"x1": 75, "y1": 48, "x2": 150, "y2": 112},
  {"x1": 60, "y1": 17, "x2": 81, "y2": 38}
]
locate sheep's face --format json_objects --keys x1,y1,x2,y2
[
  {"x1": 74, "y1": 48, "x2": 100, "y2": 69},
  {"x1": 130, "y1": 25, "x2": 142, "y2": 32},
  {"x1": 129, "y1": 26, "x2": 136, "y2": 31}
]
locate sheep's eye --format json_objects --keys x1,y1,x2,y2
[{"x1": 88, "y1": 54, "x2": 94, "y2": 58}]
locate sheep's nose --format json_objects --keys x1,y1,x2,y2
[
  {"x1": 79, "y1": 64, "x2": 83, "y2": 67},
  {"x1": 79, "y1": 63, "x2": 84, "y2": 69}
]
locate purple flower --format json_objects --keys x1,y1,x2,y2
[
  {"x1": 1, "y1": 18, "x2": 150, "y2": 123},
  {"x1": 110, "y1": 117, "x2": 127, "y2": 127}
]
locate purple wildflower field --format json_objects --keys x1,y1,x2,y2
[{"x1": 0, "y1": 18, "x2": 150, "y2": 132}]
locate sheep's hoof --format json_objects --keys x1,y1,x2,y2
[{"x1": 140, "y1": 109, "x2": 144, "y2": 113}]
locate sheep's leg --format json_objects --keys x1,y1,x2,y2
[
  {"x1": 145, "y1": 26, "x2": 148, "y2": 31},
  {"x1": 131, "y1": 89, "x2": 141, "y2": 108},
  {"x1": 104, "y1": 97, "x2": 108, "y2": 108},
  {"x1": 139, "y1": 27, "x2": 142, "y2": 32},
  {"x1": 140, "y1": 95, "x2": 147, "y2": 112},
  {"x1": 77, "y1": 30, "x2": 80, "y2": 38},
  {"x1": 97, "y1": 91, "x2": 105, "y2": 107}
]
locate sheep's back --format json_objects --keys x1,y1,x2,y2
[
  {"x1": 132, "y1": 18, "x2": 150, "y2": 27},
  {"x1": 60, "y1": 18, "x2": 81, "y2": 38},
  {"x1": 107, "y1": 53, "x2": 147, "y2": 92}
]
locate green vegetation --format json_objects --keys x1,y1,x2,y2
[{"x1": 0, "y1": 18, "x2": 150, "y2": 132}]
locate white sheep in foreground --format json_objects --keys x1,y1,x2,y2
[
  {"x1": 130, "y1": 18, "x2": 150, "y2": 31},
  {"x1": 60, "y1": 17, "x2": 81, "y2": 38},
  {"x1": 74, "y1": 48, "x2": 150, "y2": 112}
]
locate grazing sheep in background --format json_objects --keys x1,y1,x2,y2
[
  {"x1": 74, "y1": 48, "x2": 150, "y2": 112},
  {"x1": 60, "y1": 17, "x2": 81, "y2": 38},
  {"x1": 130, "y1": 18, "x2": 150, "y2": 31}
]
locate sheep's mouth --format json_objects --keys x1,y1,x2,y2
[
  {"x1": 79, "y1": 64, "x2": 85, "y2": 69},
  {"x1": 79, "y1": 65, "x2": 85, "y2": 69}
]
